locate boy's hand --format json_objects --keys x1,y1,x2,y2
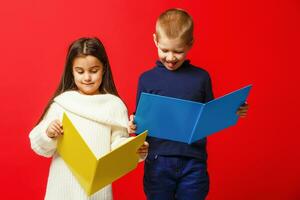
[
  {"x1": 128, "y1": 114, "x2": 137, "y2": 133},
  {"x1": 236, "y1": 103, "x2": 249, "y2": 118},
  {"x1": 137, "y1": 141, "x2": 149, "y2": 159},
  {"x1": 46, "y1": 119, "x2": 63, "y2": 139}
]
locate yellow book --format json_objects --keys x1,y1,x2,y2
[{"x1": 57, "y1": 113, "x2": 147, "y2": 196}]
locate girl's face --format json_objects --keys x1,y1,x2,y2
[{"x1": 72, "y1": 55, "x2": 104, "y2": 95}]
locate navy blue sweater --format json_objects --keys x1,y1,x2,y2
[{"x1": 136, "y1": 60, "x2": 214, "y2": 161}]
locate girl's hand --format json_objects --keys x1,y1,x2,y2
[
  {"x1": 128, "y1": 114, "x2": 137, "y2": 133},
  {"x1": 46, "y1": 119, "x2": 63, "y2": 139},
  {"x1": 137, "y1": 141, "x2": 149, "y2": 159},
  {"x1": 236, "y1": 103, "x2": 249, "y2": 118}
]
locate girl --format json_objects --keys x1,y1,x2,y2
[{"x1": 29, "y1": 37, "x2": 148, "y2": 200}]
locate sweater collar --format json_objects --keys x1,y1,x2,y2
[{"x1": 54, "y1": 91, "x2": 128, "y2": 128}]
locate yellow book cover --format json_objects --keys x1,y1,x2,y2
[{"x1": 57, "y1": 113, "x2": 147, "y2": 196}]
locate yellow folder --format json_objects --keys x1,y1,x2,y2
[{"x1": 57, "y1": 113, "x2": 147, "y2": 196}]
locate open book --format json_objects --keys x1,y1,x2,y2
[
  {"x1": 135, "y1": 85, "x2": 251, "y2": 144},
  {"x1": 57, "y1": 113, "x2": 147, "y2": 196}
]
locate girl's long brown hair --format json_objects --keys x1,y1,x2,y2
[{"x1": 38, "y1": 37, "x2": 119, "y2": 123}]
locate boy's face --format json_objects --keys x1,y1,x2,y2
[{"x1": 154, "y1": 33, "x2": 192, "y2": 71}]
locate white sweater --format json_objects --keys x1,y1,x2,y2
[{"x1": 29, "y1": 91, "x2": 129, "y2": 200}]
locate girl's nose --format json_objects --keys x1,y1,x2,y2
[{"x1": 83, "y1": 73, "x2": 92, "y2": 81}]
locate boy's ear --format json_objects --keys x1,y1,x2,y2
[
  {"x1": 153, "y1": 33, "x2": 158, "y2": 47},
  {"x1": 188, "y1": 39, "x2": 194, "y2": 49}
]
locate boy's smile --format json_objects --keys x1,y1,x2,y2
[{"x1": 154, "y1": 33, "x2": 192, "y2": 71}]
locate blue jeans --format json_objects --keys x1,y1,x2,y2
[{"x1": 144, "y1": 155, "x2": 209, "y2": 200}]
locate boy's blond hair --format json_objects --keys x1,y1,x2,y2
[{"x1": 155, "y1": 8, "x2": 194, "y2": 44}]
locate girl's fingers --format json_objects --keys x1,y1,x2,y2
[
  {"x1": 141, "y1": 142, "x2": 149, "y2": 150},
  {"x1": 53, "y1": 122, "x2": 63, "y2": 133},
  {"x1": 53, "y1": 124, "x2": 62, "y2": 132},
  {"x1": 138, "y1": 146, "x2": 146, "y2": 150},
  {"x1": 50, "y1": 126, "x2": 63, "y2": 137},
  {"x1": 54, "y1": 121, "x2": 63, "y2": 129},
  {"x1": 52, "y1": 126, "x2": 61, "y2": 134},
  {"x1": 48, "y1": 130, "x2": 57, "y2": 138},
  {"x1": 137, "y1": 151, "x2": 147, "y2": 154},
  {"x1": 138, "y1": 149, "x2": 147, "y2": 152},
  {"x1": 137, "y1": 149, "x2": 147, "y2": 153},
  {"x1": 139, "y1": 153, "x2": 147, "y2": 157},
  {"x1": 139, "y1": 143, "x2": 149, "y2": 149},
  {"x1": 139, "y1": 145, "x2": 147, "y2": 149},
  {"x1": 137, "y1": 151, "x2": 148, "y2": 156}
]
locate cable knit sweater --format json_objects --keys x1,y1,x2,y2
[{"x1": 29, "y1": 91, "x2": 129, "y2": 200}]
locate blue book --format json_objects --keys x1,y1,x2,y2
[{"x1": 135, "y1": 85, "x2": 252, "y2": 144}]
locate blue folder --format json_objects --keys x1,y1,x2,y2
[{"x1": 135, "y1": 85, "x2": 252, "y2": 144}]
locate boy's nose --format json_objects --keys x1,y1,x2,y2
[{"x1": 166, "y1": 53, "x2": 176, "y2": 61}]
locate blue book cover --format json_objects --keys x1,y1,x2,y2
[{"x1": 135, "y1": 85, "x2": 252, "y2": 144}]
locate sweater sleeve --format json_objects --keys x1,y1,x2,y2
[
  {"x1": 204, "y1": 73, "x2": 214, "y2": 102},
  {"x1": 29, "y1": 103, "x2": 62, "y2": 158},
  {"x1": 110, "y1": 125, "x2": 129, "y2": 150},
  {"x1": 136, "y1": 75, "x2": 146, "y2": 111}
]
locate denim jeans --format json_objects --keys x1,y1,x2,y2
[{"x1": 144, "y1": 155, "x2": 209, "y2": 200}]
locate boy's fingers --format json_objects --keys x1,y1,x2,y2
[
  {"x1": 129, "y1": 115, "x2": 134, "y2": 121},
  {"x1": 130, "y1": 124, "x2": 137, "y2": 129},
  {"x1": 240, "y1": 105, "x2": 249, "y2": 110},
  {"x1": 128, "y1": 128, "x2": 135, "y2": 134},
  {"x1": 238, "y1": 108, "x2": 246, "y2": 111},
  {"x1": 128, "y1": 125, "x2": 137, "y2": 133},
  {"x1": 238, "y1": 112, "x2": 247, "y2": 117}
]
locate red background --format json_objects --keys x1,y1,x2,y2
[{"x1": 0, "y1": 0, "x2": 299, "y2": 199}]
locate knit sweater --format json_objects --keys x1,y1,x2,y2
[
  {"x1": 29, "y1": 91, "x2": 129, "y2": 200},
  {"x1": 137, "y1": 60, "x2": 214, "y2": 161}
]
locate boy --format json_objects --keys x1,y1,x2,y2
[{"x1": 129, "y1": 8, "x2": 248, "y2": 200}]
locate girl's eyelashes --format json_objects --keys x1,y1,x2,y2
[
  {"x1": 74, "y1": 67, "x2": 100, "y2": 74},
  {"x1": 90, "y1": 69, "x2": 99, "y2": 73}
]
